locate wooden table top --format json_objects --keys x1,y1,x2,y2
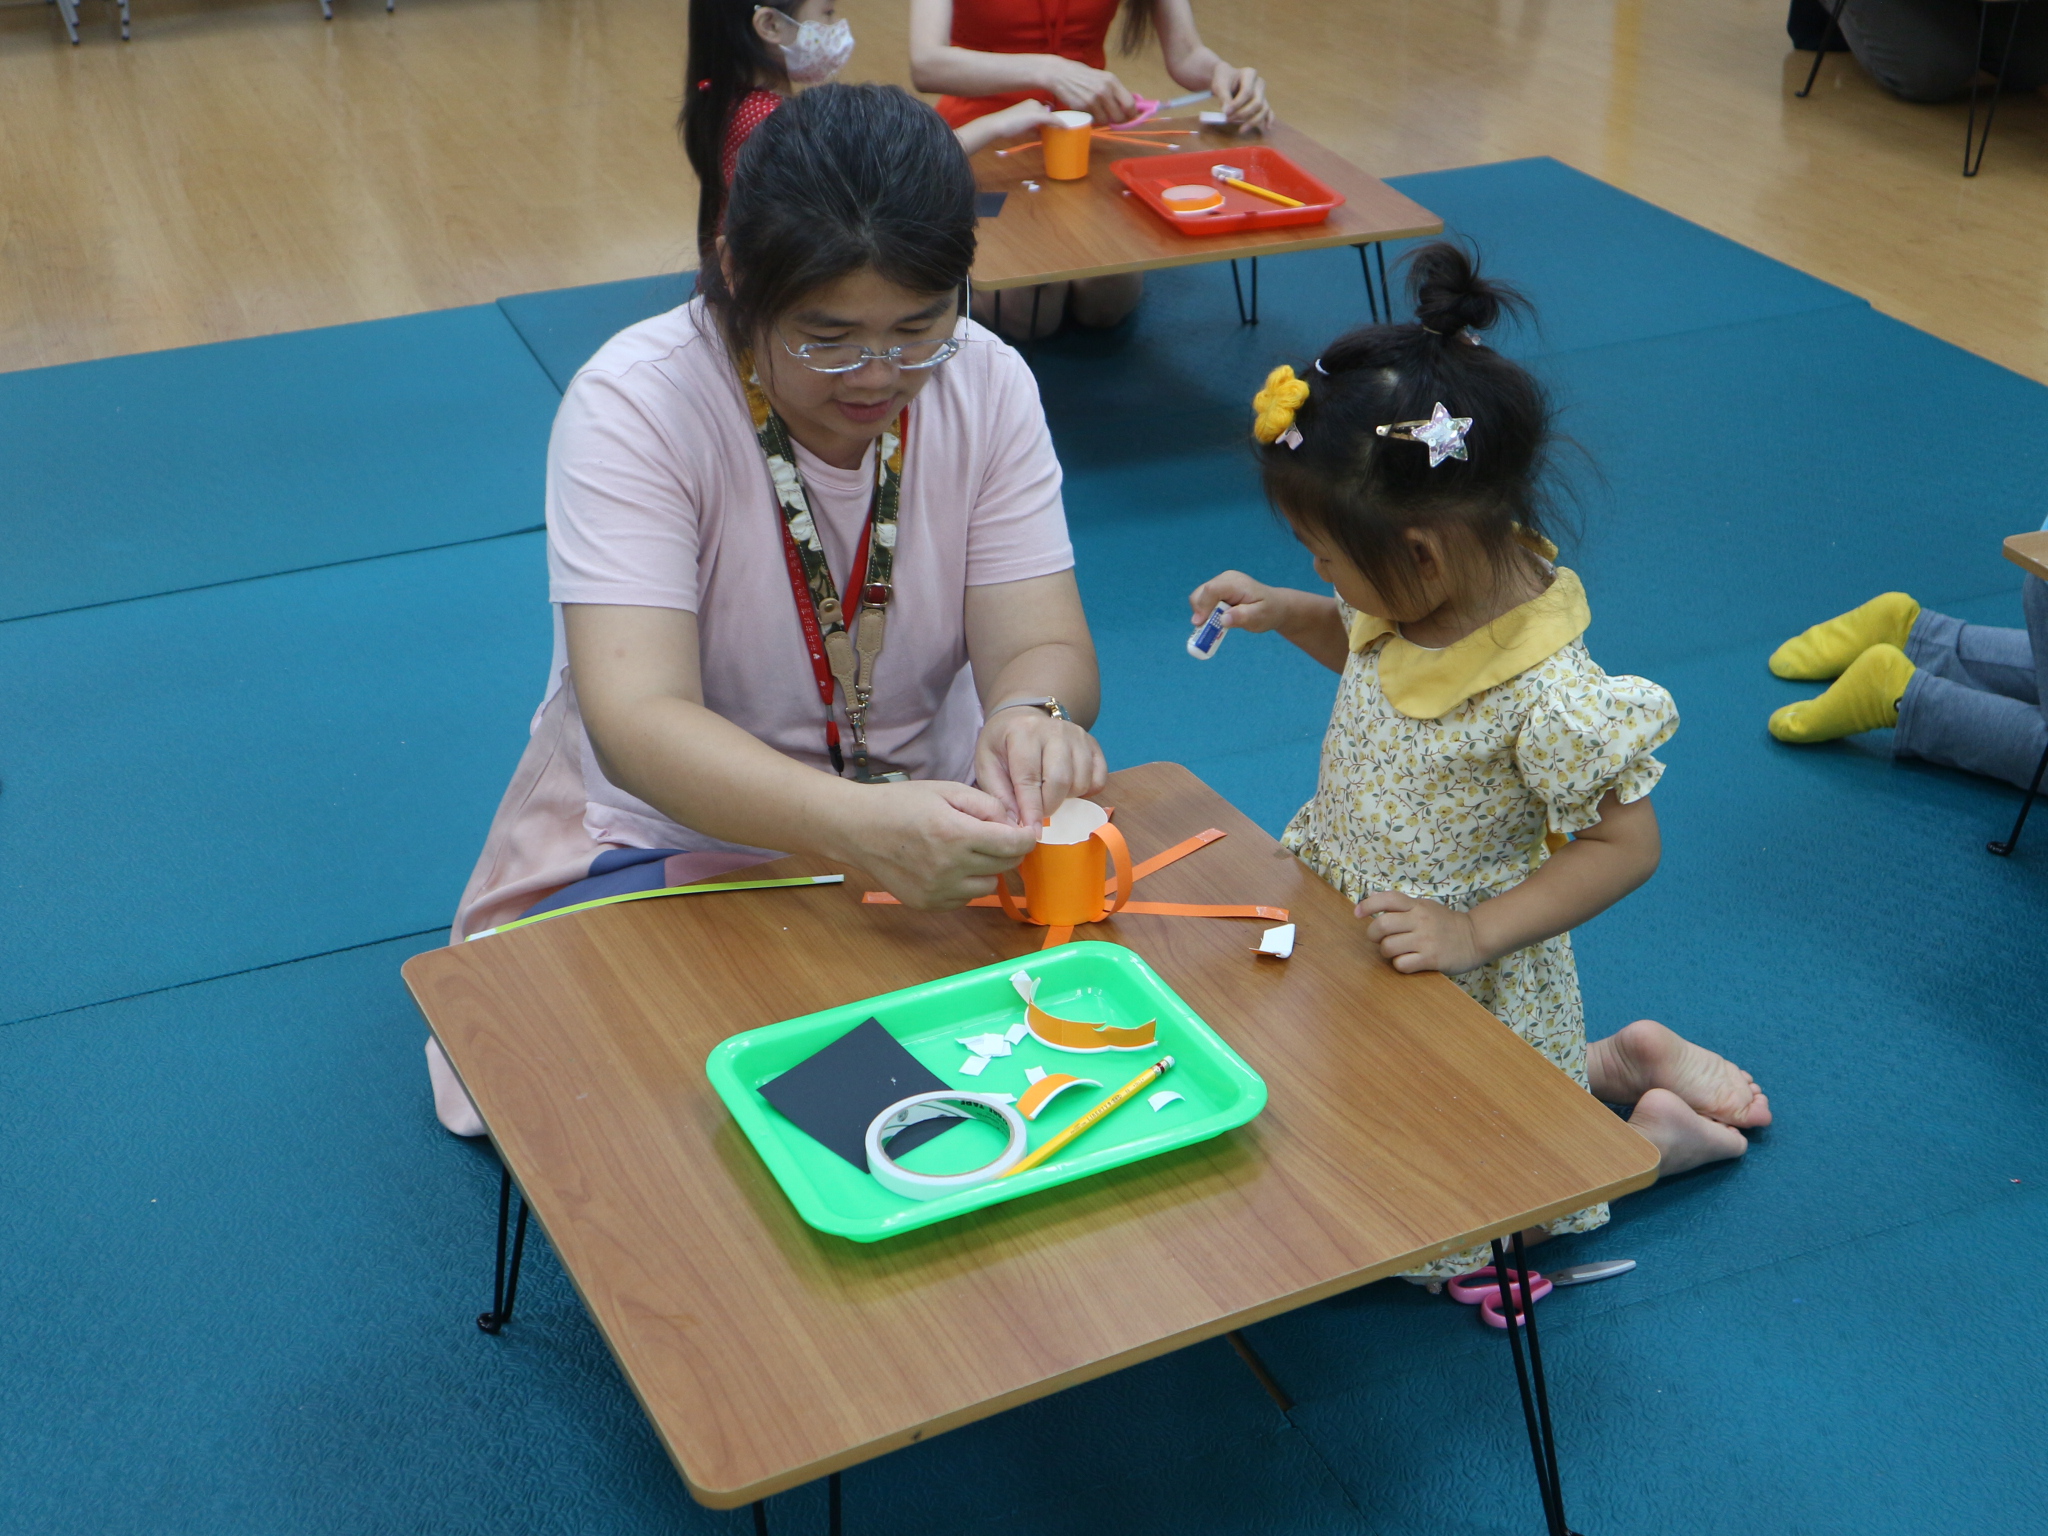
[
  {"x1": 968, "y1": 118, "x2": 1443, "y2": 290},
  {"x1": 403, "y1": 762, "x2": 1656, "y2": 1508},
  {"x1": 2004, "y1": 529, "x2": 2048, "y2": 583}
]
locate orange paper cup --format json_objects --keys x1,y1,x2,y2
[
  {"x1": 1041, "y1": 111, "x2": 1094, "y2": 181},
  {"x1": 1019, "y1": 838, "x2": 1108, "y2": 925}
]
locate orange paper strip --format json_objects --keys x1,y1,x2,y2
[
  {"x1": 1118, "y1": 900, "x2": 1289, "y2": 920},
  {"x1": 1025, "y1": 1001, "x2": 1158, "y2": 1052},
  {"x1": 1016, "y1": 1072, "x2": 1100, "y2": 1121}
]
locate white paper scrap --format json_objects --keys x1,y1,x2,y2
[
  {"x1": 1010, "y1": 969, "x2": 1038, "y2": 1007},
  {"x1": 1200, "y1": 110, "x2": 1228, "y2": 124},
  {"x1": 1254, "y1": 922, "x2": 1297, "y2": 959},
  {"x1": 1025, "y1": 1065, "x2": 1047, "y2": 1084},
  {"x1": 1149, "y1": 1090, "x2": 1185, "y2": 1111},
  {"x1": 959, "y1": 1053, "x2": 990, "y2": 1076},
  {"x1": 1004, "y1": 1021, "x2": 1029, "y2": 1044},
  {"x1": 957, "y1": 1033, "x2": 1012, "y2": 1058}
]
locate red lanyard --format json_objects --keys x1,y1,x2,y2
[{"x1": 776, "y1": 515, "x2": 877, "y2": 773}]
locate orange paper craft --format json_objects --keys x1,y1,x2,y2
[
  {"x1": 1025, "y1": 1002, "x2": 1158, "y2": 1053},
  {"x1": 1016, "y1": 1072, "x2": 1101, "y2": 1121}
]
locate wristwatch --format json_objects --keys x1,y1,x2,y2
[{"x1": 989, "y1": 695, "x2": 1072, "y2": 723}]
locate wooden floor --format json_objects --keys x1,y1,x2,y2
[{"x1": 4, "y1": 0, "x2": 2046, "y2": 380}]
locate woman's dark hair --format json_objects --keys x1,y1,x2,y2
[
  {"x1": 1257, "y1": 242, "x2": 1561, "y2": 615},
  {"x1": 699, "y1": 84, "x2": 978, "y2": 354},
  {"x1": 681, "y1": 0, "x2": 799, "y2": 252}
]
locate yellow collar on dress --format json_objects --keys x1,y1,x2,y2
[{"x1": 1347, "y1": 567, "x2": 1591, "y2": 720}]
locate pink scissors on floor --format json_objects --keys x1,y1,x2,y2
[{"x1": 1448, "y1": 1259, "x2": 1633, "y2": 1329}]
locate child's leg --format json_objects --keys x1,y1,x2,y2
[
  {"x1": 1066, "y1": 272, "x2": 1142, "y2": 328},
  {"x1": 1905, "y1": 599, "x2": 2039, "y2": 704},
  {"x1": 1587, "y1": 1018, "x2": 1770, "y2": 1127},
  {"x1": 970, "y1": 281, "x2": 1067, "y2": 340},
  {"x1": 1894, "y1": 670, "x2": 2048, "y2": 790}
]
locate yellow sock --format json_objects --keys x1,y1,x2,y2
[
  {"x1": 1769, "y1": 644, "x2": 1915, "y2": 743},
  {"x1": 1769, "y1": 592, "x2": 1920, "y2": 680}
]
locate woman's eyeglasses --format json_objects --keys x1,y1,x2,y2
[{"x1": 778, "y1": 335, "x2": 962, "y2": 374}]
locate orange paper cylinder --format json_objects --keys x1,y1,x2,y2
[
  {"x1": 1018, "y1": 837, "x2": 1107, "y2": 925},
  {"x1": 1041, "y1": 111, "x2": 1094, "y2": 180}
]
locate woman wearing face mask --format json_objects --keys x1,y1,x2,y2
[
  {"x1": 682, "y1": 2, "x2": 1052, "y2": 258},
  {"x1": 909, "y1": 0, "x2": 1274, "y2": 338},
  {"x1": 429, "y1": 84, "x2": 1106, "y2": 1137}
]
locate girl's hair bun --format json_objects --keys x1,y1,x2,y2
[{"x1": 1409, "y1": 240, "x2": 1523, "y2": 338}]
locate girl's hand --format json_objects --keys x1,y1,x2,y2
[
  {"x1": 1356, "y1": 891, "x2": 1488, "y2": 975},
  {"x1": 954, "y1": 98, "x2": 1056, "y2": 156},
  {"x1": 974, "y1": 707, "x2": 1108, "y2": 830},
  {"x1": 1210, "y1": 63, "x2": 1273, "y2": 131},
  {"x1": 835, "y1": 780, "x2": 1039, "y2": 911},
  {"x1": 1189, "y1": 570, "x2": 1284, "y2": 633},
  {"x1": 1039, "y1": 57, "x2": 1137, "y2": 121}
]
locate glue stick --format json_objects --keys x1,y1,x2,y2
[{"x1": 1187, "y1": 602, "x2": 1231, "y2": 660}]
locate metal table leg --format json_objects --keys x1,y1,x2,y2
[
  {"x1": 1492, "y1": 1234, "x2": 1581, "y2": 1534},
  {"x1": 477, "y1": 1162, "x2": 530, "y2": 1334},
  {"x1": 1988, "y1": 742, "x2": 2048, "y2": 855},
  {"x1": 1964, "y1": 0, "x2": 2023, "y2": 177},
  {"x1": 1796, "y1": 0, "x2": 1852, "y2": 98},
  {"x1": 1230, "y1": 257, "x2": 1259, "y2": 324},
  {"x1": 751, "y1": 1471, "x2": 843, "y2": 1536}
]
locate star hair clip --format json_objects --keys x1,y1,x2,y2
[{"x1": 1376, "y1": 402, "x2": 1472, "y2": 467}]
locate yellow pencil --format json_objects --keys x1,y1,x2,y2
[
  {"x1": 1227, "y1": 179, "x2": 1304, "y2": 209},
  {"x1": 1001, "y1": 1056, "x2": 1175, "y2": 1178}
]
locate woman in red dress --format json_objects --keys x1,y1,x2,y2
[{"x1": 910, "y1": 0, "x2": 1273, "y2": 336}]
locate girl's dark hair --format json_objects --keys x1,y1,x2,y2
[
  {"x1": 699, "y1": 84, "x2": 978, "y2": 354},
  {"x1": 1116, "y1": 0, "x2": 1160, "y2": 55},
  {"x1": 681, "y1": 0, "x2": 799, "y2": 252},
  {"x1": 1257, "y1": 242, "x2": 1560, "y2": 615}
]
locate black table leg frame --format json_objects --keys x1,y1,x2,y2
[
  {"x1": 478, "y1": 1162, "x2": 530, "y2": 1335},
  {"x1": 751, "y1": 1472, "x2": 842, "y2": 1536},
  {"x1": 1493, "y1": 1234, "x2": 1582, "y2": 1535},
  {"x1": 1988, "y1": 742, "x2": 2048, "y2": 855}
]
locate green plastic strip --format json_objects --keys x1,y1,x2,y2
[{"x1": 468, "y1": 874, "x2": 845, "y2": 940}]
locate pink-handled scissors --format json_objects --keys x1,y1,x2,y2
[{"x1": 1448, "y1": 1266, "x2": 1553, "y2": 1329}]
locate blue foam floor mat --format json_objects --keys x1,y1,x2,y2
[
  {"x1": 0, "y1": 536, "x2": 551, "y2": 1025},
  {"x1": 0, "y1": 304, "x2": 559, "y2": 622},
  {"x1": 11, "y1": 153, "x2": 2048, "y2": 1533},
  {"x1": 498, "y1": 271, "x2": 700, "y2": 392}
]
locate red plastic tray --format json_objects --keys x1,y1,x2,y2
[{"x1": 1112, "y1": 146, "x2": 1344, "y2": 236}]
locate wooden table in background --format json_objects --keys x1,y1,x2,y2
[
  {"x1": 968, "y1": 118, "x2": 1442, "y2": 317},
  {"x1": 403, "y1": 762, "x2": 1656, "y2": 1511}
]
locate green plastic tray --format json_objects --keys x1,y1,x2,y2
[{"x1": 706, "y1": 941, "x2": 1268, "y2": 1241}]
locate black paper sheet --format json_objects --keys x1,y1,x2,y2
[{"x1": 757, "y1": 1017, "x2": 960, "y2": 1170}]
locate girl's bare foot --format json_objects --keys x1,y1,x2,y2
[
  {"x1": 1587, "y1": 1019, "x2": 1772, "y2": 1129},
  {"x1": 1629, "y1": 1088, "x2": 1751, "y2": 1177}
]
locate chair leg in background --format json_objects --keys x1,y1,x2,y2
[
  {"x1": 1964, "y1": 0, "x2": 2024, "y2": 176},
  {"x1": 1797, "y1": 0, "x2": 1852, "y2": 97},
  {"x1": 1988, "y1": 742, "x2": 2048, "y2": 855}
]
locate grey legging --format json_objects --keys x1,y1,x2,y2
[
  {"x1": 1895, "y1": 575, "x2": 2048, "y2": 789},
  {"x1": 1837, "y1": 0, "x2": 2048, "y2": 103}
]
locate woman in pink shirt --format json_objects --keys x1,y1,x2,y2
[{"x1": 429, "y1": 83, "x2": 1106, "y2": 1136}]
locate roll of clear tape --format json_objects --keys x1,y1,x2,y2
[{"x1": 865, "y1": 1091, "x2": 1030, "y2": 1201}]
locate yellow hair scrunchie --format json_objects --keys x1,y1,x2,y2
[{"x1": 1252, "y1": 364, "x2": 1311, "y2": 444}]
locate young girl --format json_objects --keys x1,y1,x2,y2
[
  {"x1": 683, "y1": 1, "x2": 1050, "y2": 256},
  {"x1": 1190, "y1": 244, "x2": 1771, "y2": 1279}
]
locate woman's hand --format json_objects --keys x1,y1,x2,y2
[
  {"x1": 1210, "y1": 63, "x2": 1273, "y2": 131},
  {"x1": 1039, "y1": 57, "x2": 1137, "y2": 121},
  {"x1": 831, "y1": 780, "x2": 1039, "y2": 910},
  {"x1": 975, "y1": 707, "x2": 1108, "y2": 829},
  {"x1": 1355, "y1": 891, "x2": 1488, "y2": 975}
]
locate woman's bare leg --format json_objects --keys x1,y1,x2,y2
[{"x1": 1588, "y1": 1018, "x2": 1771, "y2": 1128}]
